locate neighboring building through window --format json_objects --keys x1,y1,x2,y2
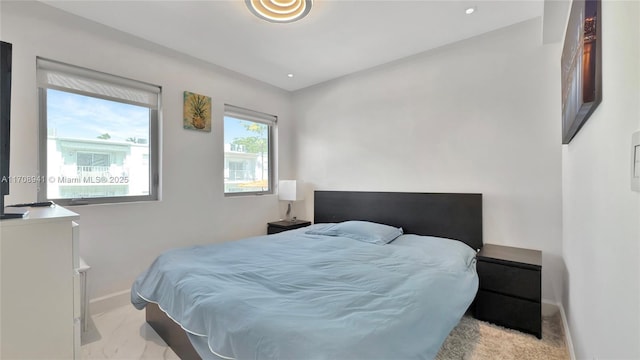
[
  {"x1": 37, "y1": 58, "x2": 160, "y2": 205},
  {"x1": 223, "y1": 105, "x2": 275, "y2": 195}
]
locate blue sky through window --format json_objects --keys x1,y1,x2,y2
[
  {"x1": 47, "y1": 89, "x2": 149, "y2": 142},
  {"x1": 224, "y1": 116, "x2": 267, "y2": 145}
]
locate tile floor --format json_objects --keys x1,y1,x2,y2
[{"x1": 81, "y1": 304, "x2": 178, "y2": 360}]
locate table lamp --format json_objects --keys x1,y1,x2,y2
[{"x1": 278, "y1": 180, "x2": 304, "y2": 222}]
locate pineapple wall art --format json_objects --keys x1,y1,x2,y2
[{"x1": 183, "y1": 91, "x2": 212, "y2": 132}]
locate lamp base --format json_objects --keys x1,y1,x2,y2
[{"x1": 285, "y1": 202, "x2": 293, "y2": 222}]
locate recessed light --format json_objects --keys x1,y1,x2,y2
[
  {"x1": 287, "y1": 73, "x2": 294, "y2": 78},
  {"x1": 465, "y1": 7, "x2": 476, "y2": 15}
]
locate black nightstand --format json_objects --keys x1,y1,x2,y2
[
  {"x1": 473, "y1": 244, "x2": 542, "y2": 338},
  {"x1": 267, "y1": 220, "x2": 311, "y2": 234}
]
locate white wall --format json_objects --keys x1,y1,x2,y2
[
  {"x1": 0, "y1": 1, "x2": 294, "y2": 299},
  {"x1": 562, "y1": 1, "x2": 640, "y2": 358},
  {"x1": 292, "y1": 18, "x2": 565, "y2": 303},
  {"x1": 7, "y1": 6, "x2": 638, "y2": 357}
]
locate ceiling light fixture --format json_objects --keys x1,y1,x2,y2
[
  {"x1": 465, "y1": 6, "x2": 476, "y2": 15},
  {"x1": 287, "y1": 73, "x2": 294, "y2": 78},
  {"x1": 246, "y1": 0, "x2": 313, "y2": 23}
]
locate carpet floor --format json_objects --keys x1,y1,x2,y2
[{"x1": 436, "y1": 312, "x2": 570, "y2": 360}]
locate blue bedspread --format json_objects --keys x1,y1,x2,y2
[{"x1": 131, "y1": 225, "x2": 478, "y2": 360}]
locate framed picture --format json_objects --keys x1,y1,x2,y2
[
  {"x1": 561, "y1": 0, "x2": 601, "y2": 144},
  {"x1": 183, "y1": 91, "x2": 212, "y2": 132}
]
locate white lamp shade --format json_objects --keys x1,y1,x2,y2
[{"x1": 278, "y1": 180, "x2": 304, "y2": 201}]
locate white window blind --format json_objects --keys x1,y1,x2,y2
[
  {"x1": 37, "y1": 58, "x2": 160, "y2": 109},
  {"x1": 224, "y1": 104, "x2": 277, "y2": 125}
]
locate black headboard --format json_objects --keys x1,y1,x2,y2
[{"x1": 314, "y1": 191, "x2": 483, "y2": 251}]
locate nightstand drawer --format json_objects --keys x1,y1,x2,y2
[
  {"x1": 474, "y1": 290, "x2": 541, "y2": 338},
  {"x1": 477, "y1": 261, "x2": 540, "y2": 302}
]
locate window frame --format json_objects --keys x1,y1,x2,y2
[
  {"x1": 223, "y1": 104, "x2": 276, "y2": 197},
  {"x1": 37, "y1": 58, "x2": 160, "y2": 206}
]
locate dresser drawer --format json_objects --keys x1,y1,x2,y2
[
  {"x1": 474, "y1": 290, "x2": 541, "y2": 338},
  {"x1": 477, "y1": 261, "x2": 540, "y2": 301}
]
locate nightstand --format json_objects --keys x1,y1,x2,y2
[
  {"x1": 473, "y1": 244, "x2": 542, "y2": 338},
  {"x1": 267, "y1": 220, "x2": 311, "y2": 234}
]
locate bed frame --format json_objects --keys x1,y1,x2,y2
[
  {"x1": 146, "y1": 191, "x2": 483, "y2": 359},
  {"x1": 314, "y1": 191, "x2": 483, "y2": 251}
]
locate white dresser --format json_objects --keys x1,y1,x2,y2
[{"x1": 0, "y1": 206, "x2": 80, "y2": 359}]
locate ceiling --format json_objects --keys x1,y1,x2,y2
[{"x1": 41, "y1": 0, "x2": 545, "y2": 92}]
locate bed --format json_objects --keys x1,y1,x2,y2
[{"x1": 131, "y1": 191, "x2": 483, "y2": 360}]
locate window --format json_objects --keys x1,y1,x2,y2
[
  {"x1": 223, "y1": 104, "x2": 275, "y2": 195},
  {"x1": 37, "y1": 58, "x2": 160, "y2": 205}
]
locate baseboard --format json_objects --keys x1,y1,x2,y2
[
  {"x1": 89, "y1": 289, "x2": 131, "y2": 315},
  {"x1": 557, "y1": 302, "x2": 576, "y2": 360},
  {"x1": 542, "y1": 299, "x2": 576, "y2": 360}
]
